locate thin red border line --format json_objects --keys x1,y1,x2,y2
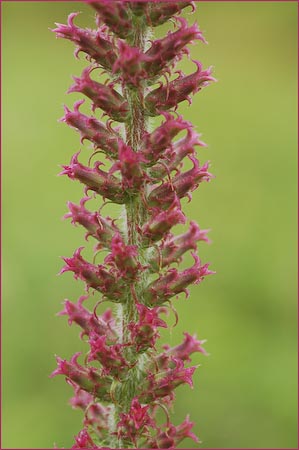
[
  {"x1": 0, "y1": 2, "x2": 2, "y2": 449},
  {"x1": 297, "y1": 0, "x2": 299, "y2": 449},
  {"x1": 0, "y1": 0, "x2": 298, "y2": 2},
  {"x1": 0, "y1": 2, "x2": 1, "y2": 447}
]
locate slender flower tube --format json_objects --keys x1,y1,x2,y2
[{"x1": 52, "y1": 2, "x2": 215, "y2": 448}]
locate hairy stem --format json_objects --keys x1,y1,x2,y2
[
  {"x1": 124, "y1": 26, "x2": 148, "y2": 349},
  {"x1": 114, "y1": 22, "x2": 149, "y2": 449},
  {"x1": 123, "y1": 22, "x2": 148, "y2": 345}
]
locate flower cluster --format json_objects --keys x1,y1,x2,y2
[{"x1": 52, "y1": 1, "x2": 214, "y2": 448}]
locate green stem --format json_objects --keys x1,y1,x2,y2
[
  {"x1": 124, "y1": 22, "x2": 149, "y2": 319},
  {"x1": 112, "y1": 22, "x2": 149, "y2": 449},
  {"x1": 123, "y1": 23, "x2": 148, "y2": 348},
  {"x1": 123, "y1": 22, "x2": 148, "y2": 364}
]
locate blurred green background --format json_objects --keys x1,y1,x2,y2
[{"x1": 2, "y1": 1, "x2": 297, "y2": 449}]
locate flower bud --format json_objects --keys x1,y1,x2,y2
[
  {"x1": 144, "y1": 19, "x2": 205, "y2": 77},
  {"x1": 148, "y1": 2, "x2": 194, "y2": 27},
  {"x1": 51, "y1": 353, "x2": 112, "y2": 401},
  {"x1": 104, "y1": 233, "x2": 140, "y2": 279},
  {"x1": 117, "y1": 398, "x2": 155, "y2": 445},
  {"x1": 61, "y1": 101, "x2": 120, "y2": 158},
  {"x1": 139, "y1": 359, "x2": 196, "y2": 402},
  {"x1": 72, "y1": 429, "x2": 97, "y2": 449},
  {"x1": 143, "y1": 268, "x2": 179, "y2": 306},
  {"x1": 163, "y1": 332, "x2": 207, "y2": 362},
  {"x1": 172, "y1": 156, "x2": 213, "y2": 200},
  {"x1": 147, "y1": 182, "x2": 176, "y2": 210},
  {"x1": 69, "y1": 67, "x2": 129, "y2": 122},
  {"x1": 65, "y1": 197, "x2": 120, "y2": 247},
  {"x1": 88, "y1": 334, "x2": 129, "y2": 377},
  {"x1": 150, "y1": 333, "x2": 205, "y2": 372},
  {"x1": 89, "y1": 0, "x2": 133, "y2": 39},
  {"x1": 113, "y1": 41, "x2": 148, "y2": 86},
  {"x1": 141, "y1": 113, "x2": 191, "y2": 164},
  {"x1": 141, "y1": 206, "x2": 186, "y2": 246},
  {"x1": 148, "y1": 157, "x2": 212, "y2": 208},
  {"x1": 144, "y1": 254, "x2": 214, "y2": 305},
  {"x1": 149, "y1": 221, "x2": 209, "y2": 270},
  {"x1": 168, "y1": 253, "x2": 215, "y2": 297},
  {"x1": 145, "y1": 61, "x2": 215, "y2": 116},
  {"x1": 128, "y1": 304, "x2": 167, "y2": 352},
  {"x1": 148, "y1": 128, "x2": 206, "y2": 178},
  {"x1": 53, "y1": 13, "x2": 117, "y2": 70},
  {"x1": 60, "y1": 153, "x2": 128, "y2": 204},
  {"x1": 70, "y1": 385, "x2": 93, "y2": 411},
  {"x1": 149, "y1": 416, "x2": 199, "y2": 448},
  {"x1": 113, "y1": 141, "x2": 146, "y2": 191},
  {"x1": 84, "y1": 402, "x2": 110, "y2": 438},
  {"x1": 60, "y1": 247, "x2": 126, "y2": 301},
  {"x1": 58, "y1": 296, "x2": 117, "y2": 341}
]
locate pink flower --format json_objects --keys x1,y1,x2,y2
[
  {"x1": 61, "y1": 100, "x2": 120, "y2": 158},
  {"x1": 60, "y1": 247, "x2": 126, "y2": 301},
  {"x1": 69, "y1": 385, "x2": 93, "y2": 410},
  {"x1": 88, "y1": 334, "x2": 129, "y2": 377},
  {"x1": 65, "y1": 197, "x2": 120, "y2": 247},
  {"x1": 58, "y1": 296, "x2": 117, "y2": 341},
  {"x1": 69, "y1": 67, "x2": 129, "y2": 121},
  {"x1": 163, "y1": 332, "x2": 207, "y2": 361},
  {"x1": 148, "y1": 155, "x2": 212, "y2": 208},
  {"x1": 148, "y1": 127, "x2": 206, "y2": 179},
  {"x1": 50, "y1": 353, "x2": 112, "y2": 401},
  {"x1": 144, "y1": 253, "x2": 214, "y2": 305},
  {"x1": 141, "y1": 112, "x2": 191, "y2": 163},
  {"x1": 140, "y1": 359, "x2": 196, "y2": 402},
  {"x1": 141, "y1": 205, "x2": 186, "y2": 245},
  {"x1": 148, "y1": 221, "x2": 209, "y2": 270},
  {"x1": 147, "y1": 2, "x2": 195, "y2": 27},
  {"x1": 171, "y1": 156, "x2": 213, "y2": 200},
  {"x1": 84, "y1": 402, "x2": 111, "y2": 437},
  {"x1": 113, "y1": 41, "x2": 149, "y2": 86},
  {"x1": 128, "y1": 303, "x2": 167, "y2": 352},
  {"x1": 145, "y1": 61, "x2": 215, "y2": 115},
  {"x1": 144, "y1": 18, "x2": 206, "y2": 77},
  {"x1": 71, "y1": 429, "x2": 98, "y2": 449},
  {"x1": 60, "y1": 152, "x2": 127, "y2": 203},
  {"x1": 89, "y1": 0, "x2": 133, "y2": 39},
  {"x1": 111, "y1": 141, "x2": 146, "y2": 191},
  {"x1": 117, "y1": 398, "x2": 155, "y2": 445},
  {"x1": 104, "y1": 233, "x2": 140, "y2": 279},
  {"x1": 149, "y1": 416, "x2": 199, "y2": 448},
  {"x1": 53, "y1": 13, "x2": 117, "y2": 70}
]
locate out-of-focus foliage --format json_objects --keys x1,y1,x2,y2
[{"x1": 2, "y1": 2, "x2": 297, "y2": 449}]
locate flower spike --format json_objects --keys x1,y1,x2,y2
[{"x1": 53, "y1": 1, "x2": 215, "y2": 448}]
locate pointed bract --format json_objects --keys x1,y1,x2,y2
[
  {"x1": 53, "y1": 13, "x2": 117, "y2": 70},
  {"x1": 145, "y1": 61, "x2": 215, "y2": 115},
  {"x1": 69, "y1": 68, "x2": 129, "y2": 121}
]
